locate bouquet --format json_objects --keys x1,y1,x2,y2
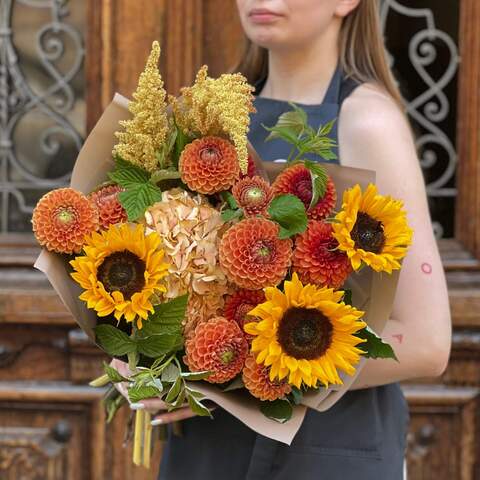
[{"x1": 33, "y1": 42, "x2": 412, "y2": 468}]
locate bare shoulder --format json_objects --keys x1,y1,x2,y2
[{"x1": 338, "y1": 82, "x2": 419, "y2": 183}]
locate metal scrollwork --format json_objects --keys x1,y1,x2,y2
[
  {"x1": 380, "y1": 1, "x2": 460, "y2": 238},
  {"x1": 0, "y1": 0, "x2": 84, "y2": 232}
]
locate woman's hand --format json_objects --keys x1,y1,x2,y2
[{"x1": 110, "y1": 359, "x2": 215, "y2": 425}]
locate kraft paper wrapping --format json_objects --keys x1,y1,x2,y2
[{"x1": 34, "y1": 94, "x2": 400, "y2": 444}]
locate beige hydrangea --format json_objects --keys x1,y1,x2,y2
[{"x1": 145, "y1": 188, "x2": 229, "y2": 335}]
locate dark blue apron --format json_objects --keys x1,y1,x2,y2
[{"x1": 158, "y1": 67, "x2": 409, "y2": 480}]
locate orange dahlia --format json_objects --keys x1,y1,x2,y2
[
  {"x1": 32, "y1": 188, "x2": 99, "y2": 254},
  {"x1": 184, "y1": 317, "x2": 248, "y2": 384},
  {"x1": 89, "y1": 185, "x2": 127, "y2": 230},
  {"x1": 232, "y1": 176, "x2": 273, "y2": 216},
  {"x1": 272, "y1": 164, "x2": 336, "y2": 220},
  {"x1": 242, "y1": 353, "x2": 292, "y2": 401},
  {"x1": 179, "y1": 136, "x2": 240, "y2": 194},
  {"x1": 219, "y1": 217, "x2": 292, "y2": 290},
  {"x1": 293, "y1": 220, "x2": 352, "y2": 288},
  {"x1": 224, "y1": 288, "x2": 265, "y2": 335}
]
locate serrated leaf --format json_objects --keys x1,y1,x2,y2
[
  {"x1": 260, "y1": 399, "x2": 293, "y2": 423},
  {"x1": 137, "y1": 334, "x2": 183, "y2": 358},
  {"x1": 221, "y1": 209, "x2": 242, "y2": 222},
  {"x1": 127, "y1": 384, "x2": 161, "y2": 403},
  {"x1": 181, "y1": 371, "x2": 211, "y2": 381},
  {"x1": 268, "y1": 194, "x2": 308, "y2": 239},
  {"x1": 303, "y1": 160, "x2": 328, "y2": 209},
  {"x1": 139, "y1": 295, "x2": 188, "y2": 338},
  {"x1": 94, "y1": 324, "x2": 136, "y2": 356},
  {"x1": 103, "y1": 362, "x2": 128, "y2": 383},
  {"x1": 165, "y1": 377, "x2": 183, "y2": 403},
  {"x1": 109, "y1": 157, "x2": 150, "y2": 187},
  {"x1": 264, "y1": 125, "x2": 302, "y2": 144},
  {"x1": 187, "y1": 393, "x2": 212, "y2": 417},
  {"x1": 161, "y1": 363, "x2": 180, "y2": 383},
  {"x1": 318, "y1": 119, "x2": 336, "y2": 136},
  {"x1": 119, "y1": 182, "x2": 162, "y2": 221},
  {"x1": 356, "y1": 326, "x2": 398, "y2": 361}
]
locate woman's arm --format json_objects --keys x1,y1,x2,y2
[{"x1": 338, "y1": 83, "x2": 452, "y2": 388}]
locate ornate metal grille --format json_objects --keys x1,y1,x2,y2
[
  {"x1": 0, "y1": 0, "x2": 84, "y2": 233},
  {"x1": 380, "y1": 0, "x2": 460, "y2": 238}
]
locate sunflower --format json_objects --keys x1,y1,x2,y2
[
  {"x1": 70, "y1": 223, "x2": 169, "y2": 328},
  {"x1": 244, "y1": 273, "x2": 366, "y2": 389},
  {"x1": 332, "y1": 184, "x2": 413, "y2": 273}
]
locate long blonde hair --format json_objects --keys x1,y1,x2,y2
[{"x1": 233, "y1": 0, "x2": 404, "y2": 108}]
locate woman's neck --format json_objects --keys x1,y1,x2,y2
[{"x1": 259, "y1": 26, "x2": 340, "y2": 105}]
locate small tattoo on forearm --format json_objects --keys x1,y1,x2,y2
[
  {"x1": 421, "y1": 262, "x2": 432, "y2": 274},
  {"x1": 393, "y1": 334, "x2": 404, "y2": 344}
]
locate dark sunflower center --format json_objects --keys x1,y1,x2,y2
[
  {"x1": 245, "y1": 187, "x2": 265, "y2": 204},
  {"x1": 277, "y1": 307, "x2": 333, "y2": 359},
  {"x1": 97, "y1": 250, "x2": 146, "y2": 300},
  {"x1": 252, "y1": 240, "x2": 275, "y2": 264},
  {"x1": 351, "y1": 212, "x2": 385, "y2": 253},
  {"x1": 200, "y1": 145, "x2": 221, "y2": 163}
]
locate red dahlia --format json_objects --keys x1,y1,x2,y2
[
  {"x1": 293, "y1": 220, "x2": 352, "y2": 288},
  {"x1": 89, "y1": 184, "x2": 127, "y2": 230},
  {"x1": 219, "y1": 217, "x2": 292, "y2": 290},
  {"x1": 242, "y1": 353, "x2": 292, "y2": 401},
  {"x1": 179, "y1": 136, "x2": 240, "y2": 194},
  {"x1": 184, "y1": 317, "x2": 248, "y2": 384},
  {"x1": 224, "y1": 288, "x2": 265, "y2": 336},
  {"x1": 272, "y1": 163, "x2": 336, "y2": 220},
  {"x1": 232, "y1": 176, "x2": 273, "y2": 216}
]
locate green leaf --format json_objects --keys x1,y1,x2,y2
[
  {"x1": 155, "y1": 128, "x2": 178, "y2": 169},
  {"x1": 94, "y1": 324, "x2": 136, "y2": 356},
  {"x1": 138, "y1": 295, "x2": 188, "y2": 337},
  {"x1": 165, "y1": 377, "x2": 183, "y2": 403},
  {"x1": 317, "y1": 119, "x2": 336, "y2": 136},
  {"x1": 137, "y1": 334, "x2": 183, "y2": 357},
  {"x1": 118, "y1": 182, "x2": 162, "y2": 221},
  {"x1": 264, "y1": 125, "x2": 302, "y2": 145},
  {"x1": 268, "y1": 194, "x2": 308, "y2": 239},
  {"x1": 343, "y1": 289, "x2": 353, "y2": 306},
  {"x1": 181, "y1": 371, "x2": 211, "y2": 381},
  {"x1": 264, "y1": 103, "x2": 307, "y2": 143},
  {"x1": 104, "y1": 389, "x2": 126, "y2": 423},
  {"x1": 103, "y1": 362, "x2": 128, "y2": 383},
  {"x1": 150, "y1": 168, "x2": 181, "y2": 184},
  {"x1": 222, "y1": 376, "x2": 245, "y2": 392},
  {"x1": 356, "y1": 326, "x2": 398, "y2": 361},
  {"x1": 168, "y1": 388, "x2": 186, "y2": 410},
  {"x1": 173, "y1": 124, "x2": 190, "y2": 166},
  {"x1": 260, "y1": 399, "x2": 293, "y2": 423},
  {"x1": 221, "y1": 209, "x2": 243, "y2": 222},
  {"x1": 221, "y1": 191, "x2": 239, "y2": 210},
  {"x1": 109, "y1": 156, "x2": 150, "y2": 187},
  {"x1": 127, "y1": 384, "x2": 161, "y2": 403},
  {"x1": 303, "y1": 160, "x2": 328, "y2": 209},
  {"x1": 161, "y1": 363, "x2": 181, "y2": 383},
  {"x1": 289, "y1": 387, "x2": 303, "y2": 405},
  {"x1": 187, "y1": 392, "x2": 212, "y2": 417}
]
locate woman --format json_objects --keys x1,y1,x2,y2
[{"x1": 153, "y1": 1, "x2": 451, "y2": 478}]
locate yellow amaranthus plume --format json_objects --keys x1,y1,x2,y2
[
  {"x1": 113, "y1": 41, "x2": 169, "y2": 172},
  {"x1": 171, "y1": 66, "x2": 255, "y2": 173}
]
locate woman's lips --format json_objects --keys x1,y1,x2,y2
[{"x1": 248, "y1": 9, "x2": 282, "y2": 24}]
